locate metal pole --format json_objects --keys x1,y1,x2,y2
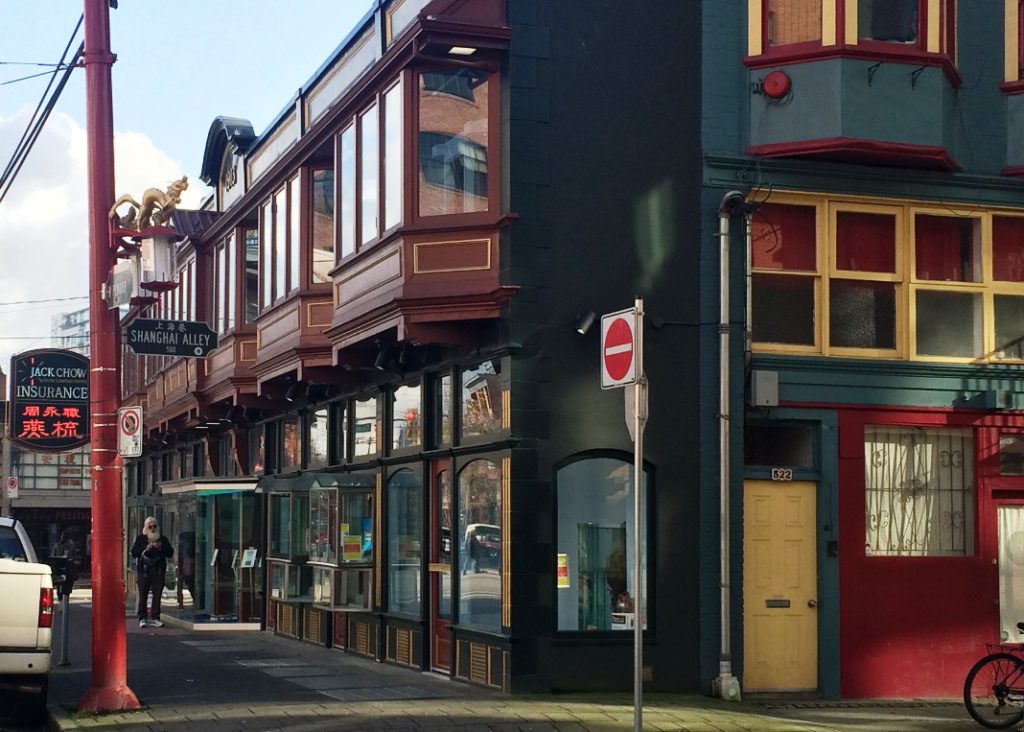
[
  {"x1": 58, "y1": 593, "x2": 70, "y2": 666},
  {"x1": 78, "y1": 0, "x2": 139, "y2": 712},
  {"x1": 1, "y1": 410, "x2": 9, "y2": 518},
  {"x1": 633, "y1": 295, "x2": 645, "y2": 732}
]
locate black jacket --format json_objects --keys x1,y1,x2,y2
[{"x1": 130, "y1": 534, "x2": 174, "y2": 576}]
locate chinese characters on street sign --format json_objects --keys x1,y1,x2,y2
[
  {"x1": 125, "y1": 318, "x2": 219, "y2": 358},
  {"x1": 10, "y1": 349, "x2": 90, "y2": 452}
]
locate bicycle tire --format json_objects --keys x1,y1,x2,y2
[{"x1": 964, "y1": 652, "x2": 1024, "y2": 729}]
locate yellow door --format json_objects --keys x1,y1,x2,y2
[{"x1": 743, "y1": 480, "x2": 818, "y2": 691}]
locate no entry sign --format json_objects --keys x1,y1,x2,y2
[{"x1": 601, "y1": 308, "x2": 637, "y2": 389}]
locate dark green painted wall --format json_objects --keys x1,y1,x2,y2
[{"x1": 505, "y1": 0, "x2": 704, "y2": 691}]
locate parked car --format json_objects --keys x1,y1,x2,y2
[{"x1": 0, "y1": 516, "x2": 54, "y2": 724}]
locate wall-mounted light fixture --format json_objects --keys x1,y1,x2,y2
[
  {"x1": 374, "y1": 344, "x2": 393, "y2": 370},
  {"x1": 575, "y1": 311, "x2": 596, "y2": 335},
  {"x1": 285, "y1": 383, "x2": 305, "y2": 402},
  {"x1": 448, "y1": 46, "x2": 477, "y2": 56}
]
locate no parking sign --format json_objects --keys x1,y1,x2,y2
[{"x1": 118, "y1": 406, "x2": 143, "y2": 458}]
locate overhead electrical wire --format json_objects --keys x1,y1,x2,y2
[
  {"x1": 0, "y1": 295, "x2": 88, "y2": 307},
  {"x1": 0, "y1": 14, "x2": 84, "y2": 207}
]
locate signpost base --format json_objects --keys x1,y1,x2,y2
[{"x1": 78, "y1": 686, "x2": 141, "y2": 713}]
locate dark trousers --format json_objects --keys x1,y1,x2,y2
[{"x1": 137, "y1": 572, "x2": 165, "y2": 619}]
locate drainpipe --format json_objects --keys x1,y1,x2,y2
[{"x1": 713, "y1": 190, "x2": 748, "y2": 702}]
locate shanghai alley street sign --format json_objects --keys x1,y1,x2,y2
[{"x1": 125, "y1": 318, "x2": 219, "y2": 358}]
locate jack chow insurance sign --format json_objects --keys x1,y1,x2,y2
[{"x1": 10, "y1": 349, "x2": 90, "y2": 452}]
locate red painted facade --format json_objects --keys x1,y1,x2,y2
[{"x1": 836, "y1": 406, "x2": 1024, "y2": 697}]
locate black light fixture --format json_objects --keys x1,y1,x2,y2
[
  {"x1": 285, "y1": 382, "x2": 304, "y2": 402},
  {"x1": 223, "y1": 405, "x2": 243, "y2": 424},
  {"x1": 575, "y1": 310, "x2": 596, "y2": 335},
  {"x1": 374, "y1": 344, "x2": 392, "y2": 371}
]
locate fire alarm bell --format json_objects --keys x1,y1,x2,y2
[{"x1": 763, "y1": 70, "x2": 791, "y2": 99}]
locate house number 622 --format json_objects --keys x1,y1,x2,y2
[{"x1": 771, "y1": 468, "x2": 793, "y2": 481}]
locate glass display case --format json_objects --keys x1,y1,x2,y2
[
  {"x1": 269, "y1": 559, "x2": 313, "y2": 600},
  {"x1": 310, "y1": 483, "x2": 338, "y2": 563},
  {"x1": 311, "y1": 565, "x2": 372, "y2": 611},
  {"x1": 269, "y1": 493, "x2": 310, "y2": 560},
  {"x1": 340, "y1": 491, "x2": 373, "y2": 564}
]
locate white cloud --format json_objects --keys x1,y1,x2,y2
[{"x1": 0, "y1": 110, "x2": 207, "y2": 378}]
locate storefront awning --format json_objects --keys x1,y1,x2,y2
[{"x1": 159, "y1": 477, "x2": 258, "y2": 496}]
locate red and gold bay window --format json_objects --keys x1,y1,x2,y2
[
  {"x1": 748, "y1": 0, "x2": 956, "y2": 64},
  {"x1": 751, "y1": 193, "x2": 1024, "y2": 362}
]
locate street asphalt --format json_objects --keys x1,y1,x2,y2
[{"x1": 22, "y1": 590, "x2": 1000, "y2": 732}]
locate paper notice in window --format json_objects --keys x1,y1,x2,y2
[{"x1": 557, "y1": 553, "x2": 570, "y2": 589}]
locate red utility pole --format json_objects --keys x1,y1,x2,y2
[{"x1": 78, "y1": 0, "x2": 139, "y2": 712}]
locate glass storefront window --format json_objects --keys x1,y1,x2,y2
[
  {"x1": 310, "y1": 485, "x2": 338, "y2": 564},
  {"x1": 269, "y1": 494, "x2": 292, "y2": 557},
  {"x1": 556, "y1": 456, "x2": 649, "y2": 632},
  {"x1": 250, "y1": 425, "x2": 266, "y2": 476},
  {"x1": 461, "y1": 360, "x2": 507, "y2": 441},
  {"x1": 392, "y1": 382, "x2": 422, "y2": 451},
  {"x1": 340, "y1": 490, "x2": 373, "y2": 564},
  {"x1": 332, "y1": 402, "x2": 347, "y2": 465},
  {"x1": 353, "y1": 396, "x2": 378, "y2": 457},
  {"x1": 282, "y1": 417, "x2": 301, "y2": 470},
  {"x1": 457, "y1": 459, "x2": 502, "y2": 631},
  {"x1": 308, "y1": 408, "x2": 329, "y2": 470},
  {"x1": 388, "y1": 469, "x2": 422, "y2": 615},
  {"x1": 434, "y1": 373, "x2": 453, "y2": 448}
]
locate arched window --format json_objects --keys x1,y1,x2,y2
[
  {"x1": 457, "y1": 459, "x2": 502, "y2": 631},
  {"x1": 556, "y1": 455, "x2": 650, "y2": 632}
]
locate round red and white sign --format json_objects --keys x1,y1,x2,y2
[
  {"x1": 7, "y1": 477, "x2": 16, "y2": 491},
  {"x1": 601, "y1": 310, "x2": 637, "y2": 388},
  {"x1": 120, "y1": 410, "x2": 139, "y2": 435}
]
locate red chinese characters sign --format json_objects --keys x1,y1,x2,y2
[{"x1": 10, "y1": 349, "x2": 90, "y2": 452}]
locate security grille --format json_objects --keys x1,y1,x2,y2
[{"x1": 864, "y1": 426, "x2": 974, "y2": 556}]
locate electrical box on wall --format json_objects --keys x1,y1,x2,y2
[{"x1": 750, "y1": 370, "x2": 779, "y2": 407}]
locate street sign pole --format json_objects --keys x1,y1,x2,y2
[
  {"x1": 80, "y1": 0, "x2": 139, "y2": 712},
  {"x1": 632, "y1": 295, "x2": 646, "y2": 732}
]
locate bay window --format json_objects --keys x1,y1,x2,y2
[
  {"x1": 311, "y1": 169, "x2": 334, "y2": 284},
  {"x1": 748, "y1": 0, "x2": 955, "y2": 60},
  {"x1": 213, "y1": 233, "x2": 235, "y2": 335},
  {"x1": 336, "y1": 77, "x2": 404, "y2": 261},
  {"x1": 258, "y1": 176, "x2": 300, "y2": 312}
]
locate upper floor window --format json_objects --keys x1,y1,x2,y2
[
  {"x1": 766, "y1": 0, "x2": 823, "y2": 48},
  {"x1": 749, "y1": 0, "x2": 955, "y2": 60},
  {"x1": 259, "y1": 176, "x2": 300, "y2": 312},
  {"x1": 751, "y1": 194, "x2": 1024, "y2": 362},
  {"x1": 418, "y1": 69, "x2": 489, "y2": 217},
  {"x1": 337, "y1": 77, "x2": 403, "y2": 261},
  {"x1": 213, "y1": 233, "x2": 235, "y2": 335},
  {"x1": 311, "y1": 168, "x2": 334, "y2": 284},
  {"x1": 244, "y1": 227, "x2": 259, "y2": 324},
  {"x1": 1005, "y1": 0, "x2": 1024, "y2": 84}
]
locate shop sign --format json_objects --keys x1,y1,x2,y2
[
  {"x1": 557, "y1": 553, "x2": 570, "y2": 588},
  {"x1": 10, "y1": 349, "x2": 90, "y2": 452}
]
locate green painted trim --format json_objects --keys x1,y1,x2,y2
[
  {"x1": 704, "y1": 155, "x2": 1024, "y2": 207},
  {"x1": 742, "y1": 406, "x2": 840, "y2": 699}
]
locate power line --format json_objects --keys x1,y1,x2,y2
[
  {"x1": 0, "y1": 295, "x2": 88, "y2": 307},
  {"x1": 1, "y1": 66, "x2": 75, "y2": 87},
  {"x1": 0, "y1": 15, "x2": 83, "y2": 207}
]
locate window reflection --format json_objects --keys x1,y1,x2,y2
[
  {"x1": 458, "y1": 459, "x2": 501, "y2": 631},
  {"x1": 418, "y1": 69, "x2": 488, "y2": 216},
  {"x1": 393, "y1": 382, "x2": 422, "y2": 450},
  {"x1": 461, "y1": 360, "x2": 506, "y2": 440},
  {"x1": 312, "y1": 170, "x2": 334, "y2": 283},
  {"x1": 308, "y1": 408, "x2": 329, "y2": 469},
  {"x1": 388, "y1": 469, "x2": 422, "y2": 615},
  {"x1": 353, "y1": 396, "x2": 378, "y2": 457}
]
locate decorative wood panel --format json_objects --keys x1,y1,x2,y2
[
  {"x1": 258, "y1": 304, "x2": 301, "y2": 351},
  {"x1": 413, "y1": 238, "x2": 490, "y2": 273},
  {"x1": 353, "y1": 618, "x2": 371, "y2": 656},
  {"x1": 307, "y1": 301, "x2": 333, "y2": 328},
  {"x1": 335, "y1": 243, "x2": 402, "y2": 309},
  {"x1": 469, "y1": 642, "x2": 489, "y2": 685}
]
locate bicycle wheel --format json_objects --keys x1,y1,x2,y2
[{"x1": 964, "y1": 652, "x2": 1024, "y2": 729}]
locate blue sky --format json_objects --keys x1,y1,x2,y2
[{"x1": 0, "y1": 0, "x2": 373, "y2": 370}]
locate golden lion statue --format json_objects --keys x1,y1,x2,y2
[{"x1": 109, "y1": 176, "x2": 188, "y2": 230}]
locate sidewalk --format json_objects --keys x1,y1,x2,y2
[{"x1": 45, "y1": 591, "x2": 984, "y2": 731}]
